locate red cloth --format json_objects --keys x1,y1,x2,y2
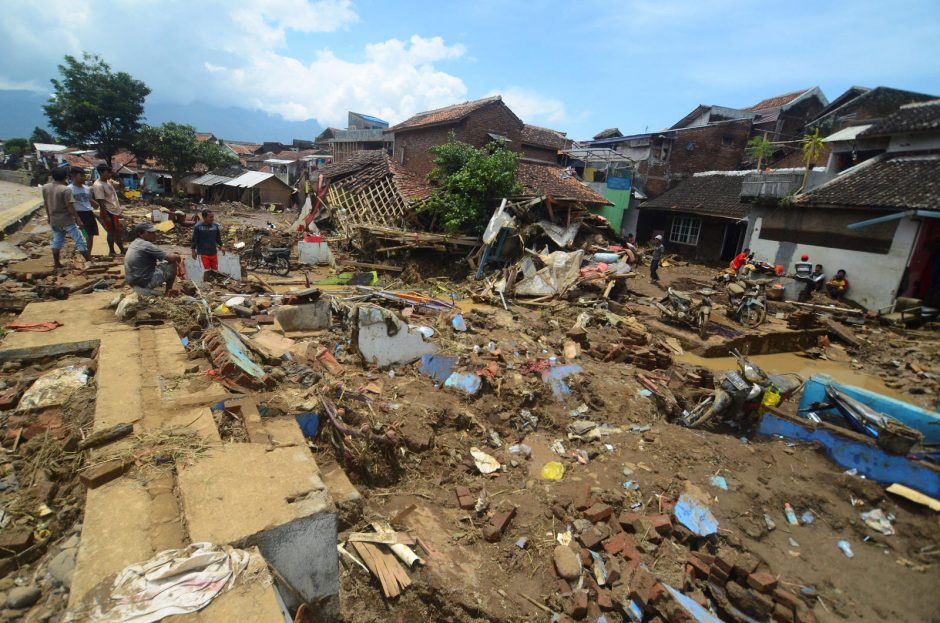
[
  {"x1": 730, "y1": 252, "x2": 748, "y2": 271},
  {"x1": 200, "y1": 254, "x2": 219, "y2": 270},
  {"x1": 3, "y1": 321, "x2": 62, "y2": 332}
]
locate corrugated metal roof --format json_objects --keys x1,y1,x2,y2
[
  {"x1": 193, "y1": 173, "x2": 234, "y2": 186},
  {"x1": 224, "y1": 171, "x2": 276, "y2": 188},
  {"x1": 823, "y1": 124, "x2": 873, "y2": 143},
  {"x1": 33, "y1": 143, "x2": 69, "y2": 152}
]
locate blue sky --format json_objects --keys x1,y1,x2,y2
[{"x1": 1, "y1": 0, "x2": 939, "y2": 140}]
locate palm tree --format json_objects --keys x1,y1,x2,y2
[
  {"x1": 746, "y1": 135, "x2": 774, "y2": 170},
  {"x1": 799, "y1": 128, "x2": 825, "y2": 192}
]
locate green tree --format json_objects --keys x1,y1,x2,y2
[
  {"x1": 420, "y1": 134, "x2": 522, "y2": 233},
  {"x1": 44, "y1": 53, "x2": 151, "y2": 165},
  {"x1": 799, "y1": 128, "x2": 825, "y2": 191},
  {"x1": 135, "y1": 122, "x2": 237, "y2": 190},
  {"x1": 29, "y1": 127, "x2": 56, "y2": 145},
  {"x1": 746, "y1": 135, "x2": 774, "y2": 170},
  {"x1": 3, "y1": 138, "x2": 29, "y2": 157}
]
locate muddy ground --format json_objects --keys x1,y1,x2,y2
[{"x1": 1, "y1": 201, "x2": 938, "y2": 623}]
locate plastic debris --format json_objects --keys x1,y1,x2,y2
[
  {"x1": 674, "y1": 490, "x2": 719, "y2": 537},
  {"x1": 295, "y1": 413, "x2": 320, "y2": 438},
  {"x1": 418, "y1": 354, "x2": 458, "y2": 383},
  {"x1": 507, "y1": 444, "x2": 532, "y2": 458},
  {"x1": 452, "y1": 314, "x2": 467, "y2": 332},
  {"x1": 763, "y1": 514, "x2": 777, "y2": 532},
  {"x1": 515, "y1": 537, "x2": 528, "y2": 549},
  {"x1": 837, "y1": 540, "x2": 854, "y2": 558},
  {"x1": 444, "y1": 372, "x2": 482, "y2": 395},
  {"x1": 788, "y1": 537, "x2": 800, "y2": 548},
  {"x1": 18, "y1": 365, "x2": 90, "y2": 412},
  {"x1": 550, "y1": 440, "x2": 567, "y2": 455},
  {"x1": 628, "y1": 425, "x2": 651, "y2": 434},
  {"x1": 860, "y1": 509, "x2": 896, "y2": 535},
  {"x1": 801, "y1": 511, "x2": 815, "y2": 524},
  {"x1": 708, "y1": 475, "x2": 728, "y2": 490},
  {"x1": 470, "y1": 447, "x2": 501, "y2": 474},
  {"x1": 638, "y1": 389, "x2": 653, "y2": 398},
  {"x1": 784, "y1": 502, "x2": 799, "y2": 525},
  {"x1": 543, "y1": 364, "x2": 583, "y2": 401},
  {"x1": 540, "y1": 461, "x2": 565, "y2": 481}
]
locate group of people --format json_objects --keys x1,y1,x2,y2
[
  {"x1": 41, "y1": 164, "x2": 125, "y2": 269},
  {"x1": 792, "y1": 254, "x2": 850, "y2": 301},
  {"x1": 42, "y1": 164, "x2": 224, "y2": 296}
]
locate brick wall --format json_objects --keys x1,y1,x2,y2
[
  {"x1": 392, "y1": 101, "x2": 524, "y2": 177},
  {"x1": 521, "y1": 145, "x2": 558, "y2": 162}
]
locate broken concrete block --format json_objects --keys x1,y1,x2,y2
[
  {"x1": 353, "y1": 305, "x2": 438, "y2": 369},
  {"x1": 276, "y1": 302, "x2": 331, "y2": 332},
  {"x1": 553, "y1": 544, "x2": 582, "y2": 580},
  {"x1": 182, "y1": 251, "x2": 241, "y2": 285},
  {"x1": 297, "y1": 241, "x2": 334, "y2": 266}
]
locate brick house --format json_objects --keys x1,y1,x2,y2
[
  {"x1": 520, "y1": 124, "x2": 569, "y2": 163},
  {"x1": 386, "y1": 96, "x2": 525, "y2": 177}
]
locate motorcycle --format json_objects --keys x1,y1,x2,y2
[
  {"x1": 246, "y1": 234, "x2": 291, "y2": 276},
  {"x1": 656, "y1": 287, "x2": 715, "y2": 339},
  {"x1": 726, "y1": 279, "x2": 768, "y2": 328},
  {"x1": 680, "y1": 350, "x2": 804, "y2": 429}
]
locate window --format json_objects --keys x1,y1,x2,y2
[
  {"x1": 722, "y1": 134, "x2": 734, "y2": 146},
  {"x1": 399, "y1": 146, "x2": 405, "y2": 165},
  {"x1": 670, "y1": 216, "x2": 702, "y2": 246}
]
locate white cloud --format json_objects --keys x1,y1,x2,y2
[
  {"x1": 488, "y1": 87, "x2": 568, "y2": 125},
  {"x1": 0, "y1": 0, "x2": 468, "y2": 129}
]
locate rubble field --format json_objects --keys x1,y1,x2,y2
[{"x1": 0, "y1": 199, "x2": 938, "y2": 623}]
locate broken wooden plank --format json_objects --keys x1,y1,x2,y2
[
  {"x1": 79, "y1": 423, "x2": 133, "y2": 450},
  {"x1": 339, "y1": 260, "x2": 403, "y2": 273}
]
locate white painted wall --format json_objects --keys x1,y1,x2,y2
[{"x1": 748, "y1": 209, "x2": 921, "y2": 310}]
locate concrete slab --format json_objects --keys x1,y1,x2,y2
[
  {"x1": 354, "y1": 304, "x2": 438, "y2": 369},
  {"x1": 276, "y1": 302, "x2": 331, "y2": 331},
  {"x1": 178, "y1": 444, "x2": 338, "y2": 616},
  {"x1": 297, "y1": 241, "x2": 334, "y2": 266},
  {"x1": 0, "y1": 195, "x2": 42, "y2": 232}
]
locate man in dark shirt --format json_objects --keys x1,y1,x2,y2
[
  {"x1": 649, "y1": 235, "x2": 664, "y2": 284},
  {"x1": 191, "y1": 209, "x2": 223, "y2": 270},
  {"x1": 124, "y1": 223, "x2": 182, "y2": 295}
]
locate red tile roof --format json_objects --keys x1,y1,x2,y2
[
  {"x1": 228, "y1": 143, "x2": 261, "y2": 155},
  {"x1": 516, "y1": 159, "x2": 611, "y2": 204},
  {"x1": 742, "y1": 89, "x2": 812, "y2": 112},
  {"x1": 521, "y1": 124, "x2": 568, "y2": 150},
  {"x1": 388, "y1": 95, "x2": 505, "y2": 132},
  {"x1": 319, "y1": 150, "x2": 433, "y2": 201}
]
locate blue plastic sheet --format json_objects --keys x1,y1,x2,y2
[
  {"x1": 674, "y1": 492, "x2": 719, "y2": 537},
  {"x1": 444, "y1": 372, "x2": 482, "y2": 395},
  {"x1": 295, "y1": 413, "x2": 320, "y2": 438},
  {"x1": 543, "y1": 364, "x2": 583, "y2": 401},
  {"x1": 419, "y1": 354, "x2": 458, "y2": 384}
]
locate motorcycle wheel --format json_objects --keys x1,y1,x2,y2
[
  {"x1": 682, "y1": 395, "x2": 715, "y2": 428},
  {"x1": 246, "y1": 254, "x2": 260, "y2": 271},
  {"x1": 272, "y1": 256, "x2": 290, "y2": 276},
  {"x1": 698, "y1": 309, "x2": 710, "y2": 339},
  {"x1": 741, "y1": 304, "x2": 766, "y2": 328}
]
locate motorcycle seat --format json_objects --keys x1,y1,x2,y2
[
  {"x1": 727, "y1": 282, "x2": 746, "y2": 295},
  {"x1": 268, "y1": 247, "x2": 290, "y2": 254}
]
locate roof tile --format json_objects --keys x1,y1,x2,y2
[
  {"x1": 797, "y1": 154, "x2": 940, "y2": 209},
  {"x1": 388, "y1": 96, "x2": 504, "y2": 132},
  {"x1": 640, "y1": 172, "x2": 748, "y2": 219}
]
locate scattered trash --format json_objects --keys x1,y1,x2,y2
[
  {"x1": 543, "y1": 363, "x2": 583, "y2": 401},
  {"x1": 18, "y1": 365, "x2": 90, "y2": 411},
  {"x1": 638, "y1": 389, "x2": 653, "y2": 398},
  {"x1": 708, "y1": 475, "x2": 728, "y2": 490},
  {"x1": 540, "y1": 461, "x2": 566, "y2": 481},
  {"x1": 784, "y1": 502, "x2": 799, "y2": 525},
  {"x1": 444, "y1": 372, "x2": 483, "y2": 395},
  {"x1": 515, "y1": 537, "x2": 528, "y2": 549},
  {"x1": 550, "y1": 440, "x2": 567, "y2": 455},
  {"x1": 860, "y1": 509, "x2": 896, "y2": 535},
  {"x1": 763, "y1": 514, "x2": 777, "y2": 532},
  {"x1": 800, "y1": 511, "x2": 815, "y2": 524},
  {"x1": 837, "y1": 539, "x2": 854, "y2": 558},
  {"x1": 627, "y1": 425, "x2": 651, "y2": 433},
  {"x1": 470, "y1": 448, "x2": 501, "y2": 474},
  {"x1": 789, "y1": 537, "x2": 800, "y2": 548},
  {"x1": 507, "y1": 443, "x2": 532, "y2": 458},
  {"x1": 569, "y1": 403, "x2": 589, "y2": 417},
  {"x1": 452, "y1": 314, "x2": 467, "y2": 332}
]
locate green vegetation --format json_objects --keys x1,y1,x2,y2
[
  {"x1": 30, "y1": 127, "x2": 55, "y2": 144},
  {"x1": 420, "y1": 134, "x2": 522, "y2": 233},
  {"x1": 746, "y1": 135, "x2": 774, "y2": 170},
  {"x1": 799, "y1": 128, "x2": 825, "y2": 191},
  {"x1": 44, "y1": 53, "x2": 151, "y2": 166},
  {"x1": 135, "y1": 122, "x2": 237, "y2": 191},
  {"x1": 2, "y1": 138, "x2": 29, "y2": 157}
]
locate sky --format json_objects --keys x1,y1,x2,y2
[{"x1": 1, "y1": 0, "x2": 939, "y2": 141}]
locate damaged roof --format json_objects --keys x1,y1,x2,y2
[
  {"x1": 742, "y1": 88, "x2": 815, "y2": 112},
  {"x1": 320, "y1": 150, "x2": 433, "y2": 201},
  {"x1": 859, "y1": 99, "x2": 940, "y2": 137},
  {"x1": 387, "y1": 96, "x2": 507, "y2": 132},
  {"x1": 797, "y1": 154, "x2": 940, "y2": 210},
  {"x1": 521, "y1": 124, "x2": 568, "y2": 150},
  {"x1": 592, "y1": 128, "x2": 622, "y2": 140},
  {"x1": 639, "y1": 172, "x2": 749, "y2": 220},
  {"x1": 516, "y1": 159, "x2": 611, "y2": 205}
]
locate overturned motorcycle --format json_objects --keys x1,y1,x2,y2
[
  {"x1": 680, "y1": 350, "x2": 804, "y2": 429},
  {"x1": 726, "y1": 279, "x2": 769, "y2": 328},
  {"x1": 656, "y1": 287, "x2": 715, "y2": 340}
]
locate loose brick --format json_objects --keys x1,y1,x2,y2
[
  {"x1": 748, "y1": 571, "x2": 779, "y2": 593},
  {"x1": 773, "y1": 588, "x2": 801, "y2": 612},
  {"x1": 573, "y1": 483, "x2": 592, "y2": 511},
  {"x1": 753, "y1": 591, "x2": 775, "y2": 617},
  {"x1": 687, "y1": 553, "x2": 710, "y2": 579},
  {"x1": 618, "y1": 511, "x2": 642, "y2": 532},
  {"x1": 733, "y1": 552, "x2": 760, "y2": 580},
  {"x1": 570, "y1": 589, "x2": 588, "y2": 620},
  {"x1": 579, "y1": 528, "x2": 605, "y2": 550},
  {"x1": 579, "y1": 548, "x2": 592, "y2": 567},
  {"x1": 0, "y1": 388, "x2": 21, "y2": 410},
  {"x1": 714, "y1": 552, "x2": 736, "y2": 574},
  {"x1": 603, "y1": 532, "x2": 629, "y2": 556},
  {"x1": 773, "y1": 603, "x2": 795, "y2": 623},
  {"x1": 483, "y1": 507, "x2": 516, "y2": 542},
  {"x1": 648, "y1": 582, "x2": 666, "y2": 605},
  {"x1": 597, "y1": 589, "x2": 613, "y2": 611},
  {"x1": 693, "y1": 551, "x2": 715, "y2": 565},
  {"x1": 556, "y1": 579, "x2": 573, "y2": 597},
  {"x1": 79, "y1": 459, "x2": 129, "y2": 488},
  {"x1": 629, "y1": 567, "x2": 656, "y2": 608},
  {"x1": 552, "y1": 503, "x2": 569, "y2": 521},
  {"x1": 794, "y1": 602, "x2": 817, "y2": 623},
  {"x1": 646, "y1": 514, "x2": 673, "y2": 536},
  {"x1": 708, "y1": 565, "x2": 730, "y2": 585},
  {"x1": 606, "y1": 558, "x2": 622, "y2": 585},
  {"x1": 584, "y1": 503, "x2": 613, "y2": 523},
  {"x1": 0, "y1": 529, "x2": 34, "y2": 555}
]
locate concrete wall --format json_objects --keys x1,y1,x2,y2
[
  {"x1": 0, "y1": 170, "x2": 32, "y2": 185},
  {"x1": 748, "y1": 207, "x2": 921, "y2": 309}
]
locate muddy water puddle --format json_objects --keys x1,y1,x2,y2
[{"x1": 678, "y1": 351, "x2": 906, "y2": 399}]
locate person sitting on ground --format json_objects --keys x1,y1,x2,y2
[
  {"x1": 42, "y1": 166, "x2": 91, "y2": 269},
  {"x1": 191, "y1": 209, "x2": 223, "y2": 271},
  {"x1": 68, "y1": 167, "x2": 100, "y2": 253},
  {"x1": 800, "y1": 264, "x2": 826, "y2": 301},
  {"x1": 92, "y1": 163, "x2": 126, "y2": 255},
  {"x1": 826, "y1": 270, "x2": 850, "y2": 300},
  {"x1": 124, "y1": 223, "x2": 182, "y2": 295}
]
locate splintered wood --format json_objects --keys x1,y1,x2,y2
[{"x1": 350, "y1": 541, "x2": 412, "y2": 598}]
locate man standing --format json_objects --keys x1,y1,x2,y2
[
  {"x1": 649, "y1": 234, "x2": 664, "y2": 284},
  {"x1": 124, "y1": 223, "x2": 182, "y2": 295},
  {"x1": 92, "y1": 164, "x2": 125, "y2": 255},
  {"x1": 43, "y1": 166, "x2": 90, "y2": 269},
  {"x1": 69, "y1": 167, "x2": 99, "y2": 254},
  {"x1": 191, "y1": 209, "x2": 223, "y2": 270}
]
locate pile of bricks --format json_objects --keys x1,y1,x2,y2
[
  {"x1": 592, "y1": 343, "x2": 673, "y2": 370},
  {"x1": 203, "y1": 327, "x2": 270, "y2": 390},
  {"x1": 545, "y1": 484, "x2": 817, "y2": 623},
  {"x1": 453, "y1": 485, "x2": 517, "y2": 543}
]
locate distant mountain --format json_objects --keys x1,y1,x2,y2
[{"x1": 0, "y1": 90, "x2": 323, "y2": 143}]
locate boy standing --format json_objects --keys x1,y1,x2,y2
[
  {"x1": 92, "y1": 163, "x2": 126, "y2": 255},
  {"x1": 43, "y1": 167, "x2": 90, "y2": 269},
  {"x1": 191, "y1": 209, "x2": 223, "y2": 270},
  {"x1": 69, "y1": 167, "x2": 99, "y2": 254}
]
